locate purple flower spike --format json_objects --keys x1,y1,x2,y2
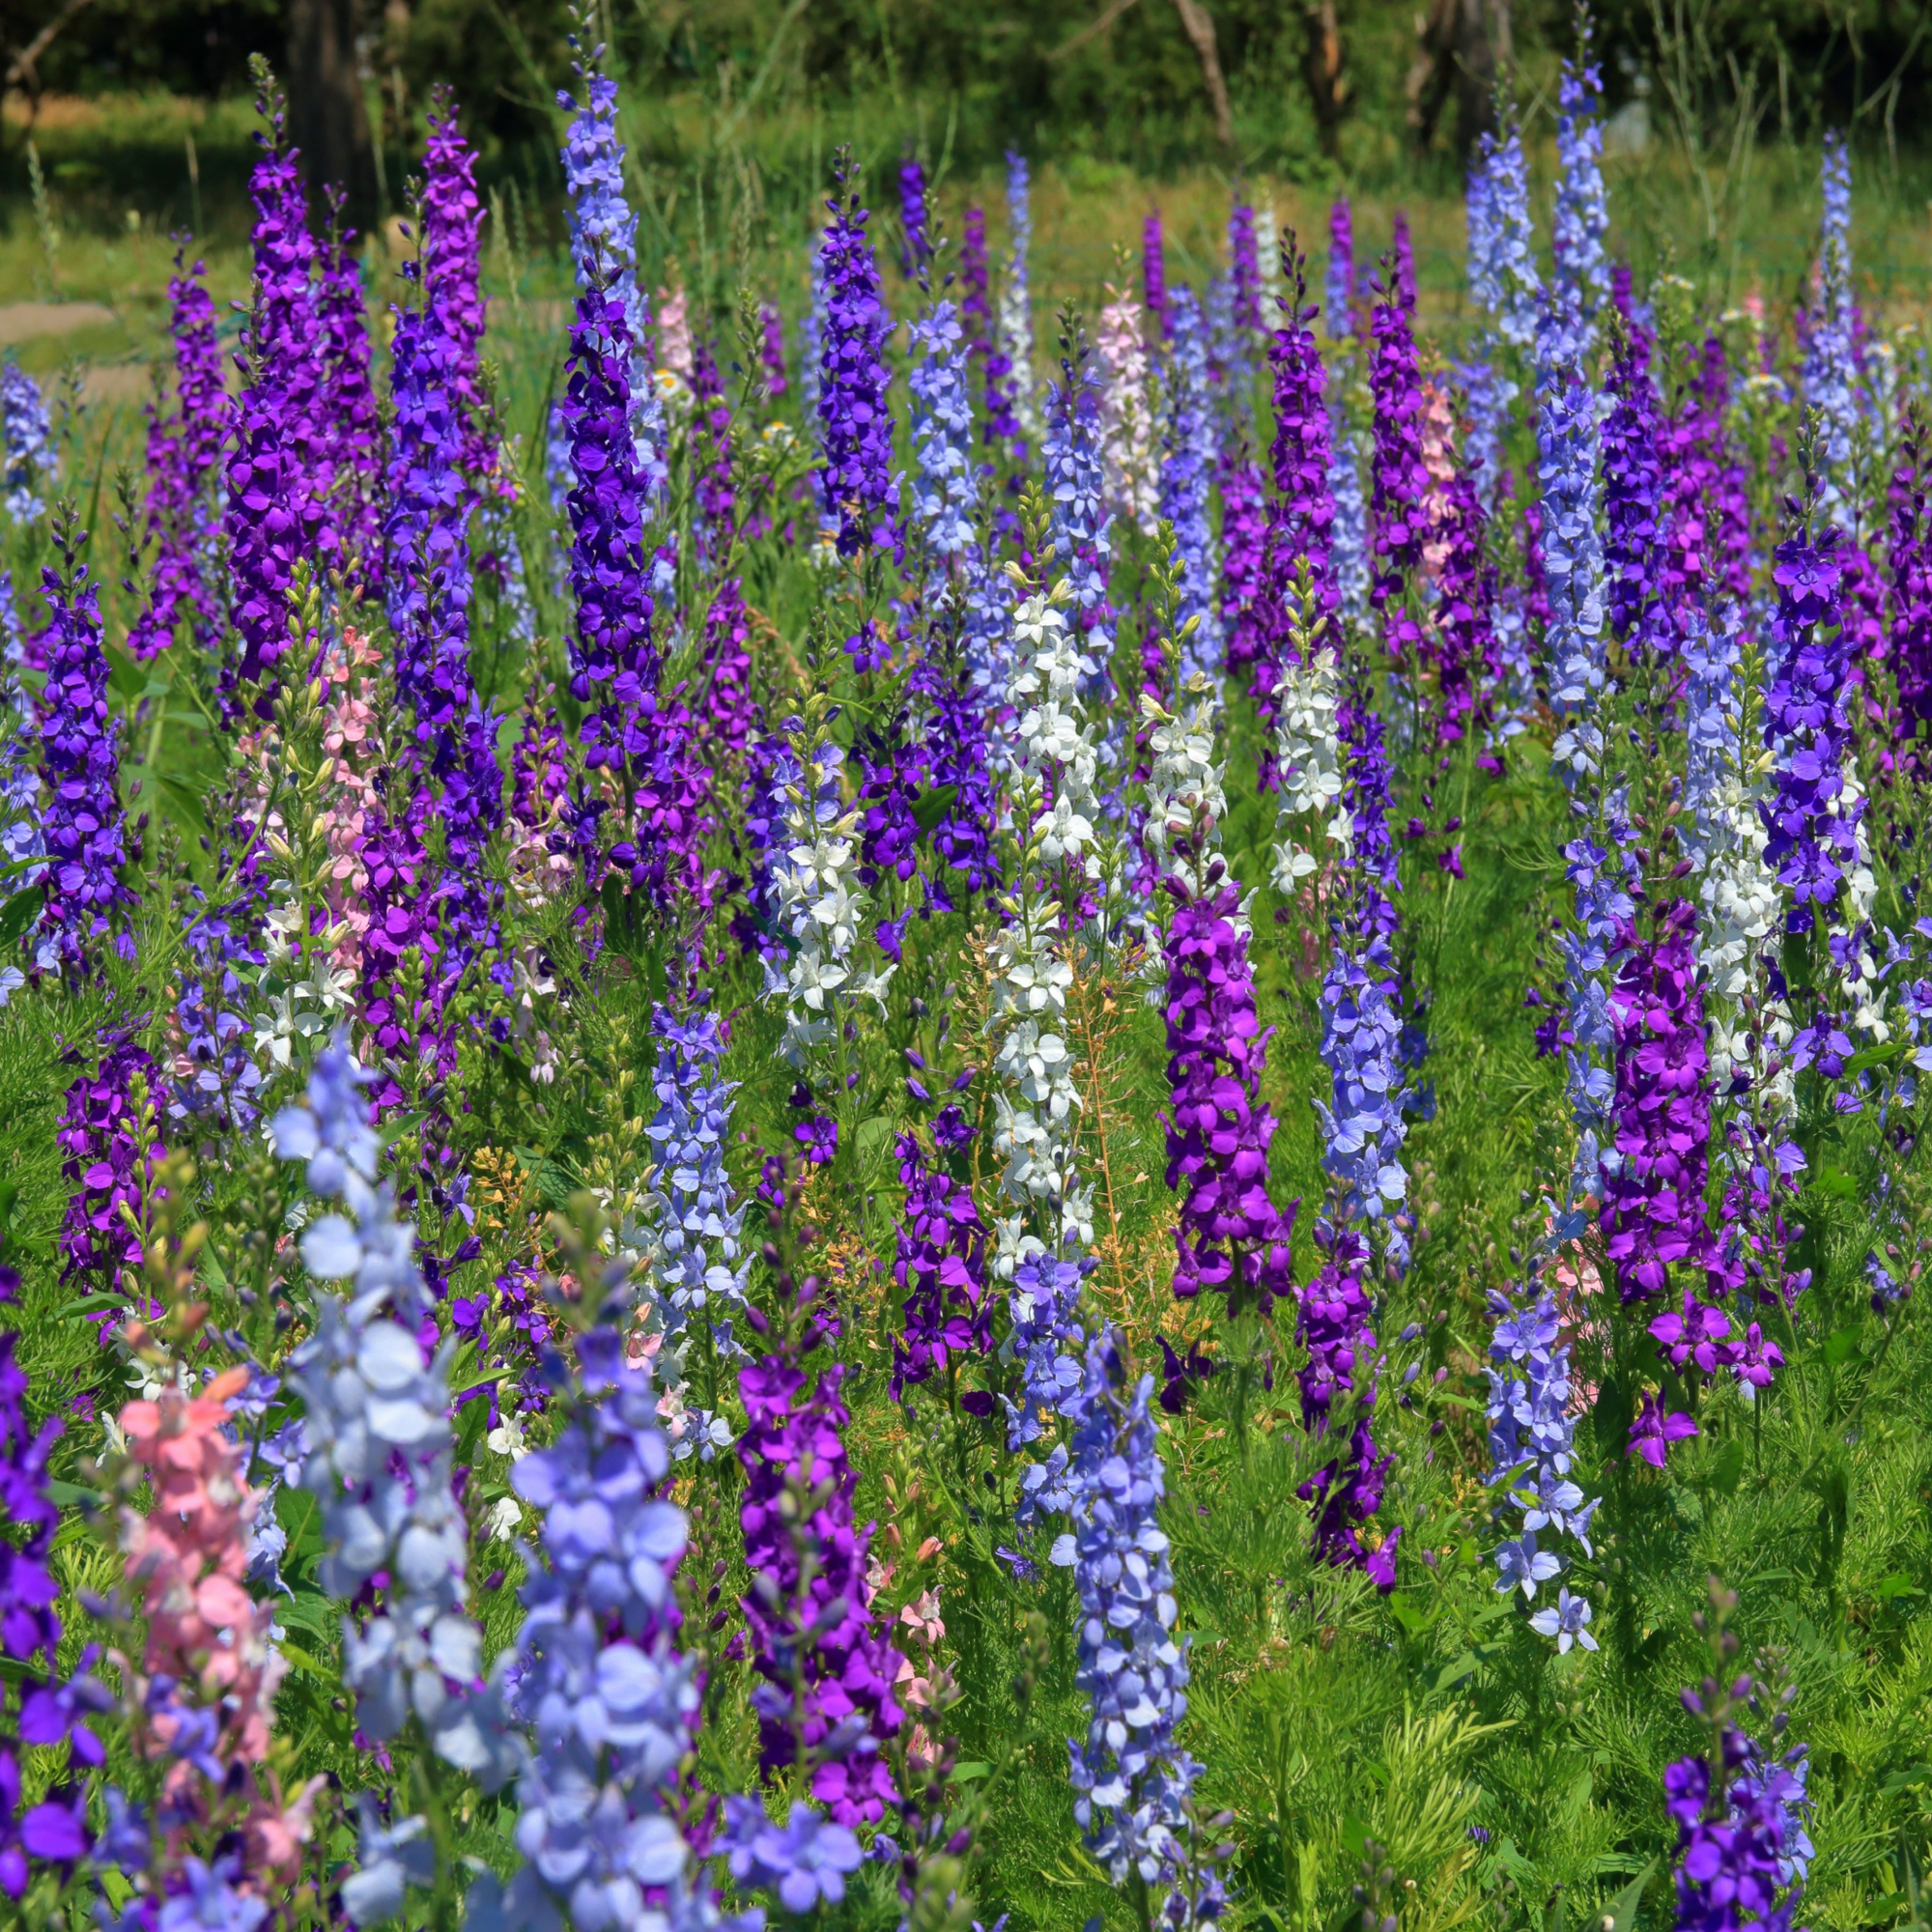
[
  {"x1": 1161, "y1": 876, "x2": 1297, "y2": 1318},
  {"x1": 816, "y1": 151, "x2": 895, "y2": 558},
  {"x1": 128, "y1": 247, "x2": 224, "y2": 660},
  {"x1": 57, "y1": 1031, "x2": 163, "y2": 1303},
  {"x1": 897, "y1": 153, "x2": 928, "y2": 276},
  {"x1": 36, "y1": 524, "x2": 135, "y2": 976},
  {"x1": 892, "y1": 1133, "x2": 991, "y2": 1398},
  {"x1": 1369, "y1": 267, "x2": 1428, "y2": 668},
  {"x1": 1142, "y1": 210, "x2": 1170, "y2": 340},
  {"x1": 737, "y1": 1294, "x2": 903, "y2": 1828},
  {"x1": 222, "y1": 73, "x2": 335, "y2": 717},
  {"x1": 1325, "y1": 196, "x2": 1354, "y2": 339},
  {"x1": 1602, "y1": 899, "x2": 1720, "y2": 1307},
  {"x1": 1295, "y1": 1232, "x2": 1398, "y2": 1588}
]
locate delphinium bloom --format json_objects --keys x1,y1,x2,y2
[
  {"x1": 1324, "y1": 197, "x2": 1353, "y2": 339},
  {"x1": 1297, "y1": 626, "x2": 1407, "y2": 1581},
  {"x1": 1096, "y1": 282, "x2": 1158, "y2": 535},
  {"x1": 1251, "y1": 242, "x2": 1335, "y2": 767},
  {"x1": 656, "y1": 283, "x2": 695, "y2": 401},
  {"x1": 224, "y1": 82, "x2": 332, "y2": 710},
  {"x1": 1161, "y1": 288, "x2": 1222, "y2": 682},
  {"x1": 1892, "y1": 408, "x2": 1932, "y2": 748},
  {"x1": 35, "y1": 518, "x2": 135, "y2": 975},
  {"x1": 1313, "y1": 939, "x2": 1410, "y2": 1263},
  {"x1": 691, "y1": 336, "x2": 734, "y2": 561},
  {"x1": 906, "y1": 295, "x2": 976, "y2": 567},
  {"x1": 1602, "y1": 321, "x2": 1666, "y2": 652},
  {"x1": 1254, "y1": 204, "x2": 1282, "y2": 317},
  {"x1": 759, "y1": 300, "x2": 788, "y2": 398},
  {"x1": 765, "y1": 730, "x2": 895, "y2": 1070},
  {"x1": 1046, "y1": 332, "x2": 1116, "y2": 678},
  {"x1": 897, "y1": 152, "x2": 928, "y2": 274},
  {"x1": 1391, "y1": 212, "x2": 1416, "y2": 308},
  {"x1": 1268, "y1": 577, "x2": 1350, "y2": 892},
  {"x1": 274, "y1": 1039, "x2": 519, "y2": 1785},
  {"x1": 1143, "y1": 210, "x2": 1170, "y2": 339},
  {"x1": 128, "y1": 248, "x2": 224, "y2": 660},
  {"x1": 1048, "y1": 1335, "x2": 1223, "y2": 1928},
  {"x1": 317, "y1": 200, "x2": 380, "y2": 593},
  {"x1": 817, "y1": 152, "x2": 895, "y2": 557},
  {"x1": 1230, "y1": 197, "x2": 1263, "y2": 340},
  {"x1": 0, "y1": 1250, "x2": 110, "y2": 1899},
  {"x1": 1664, "y1": 1633, "x2": 1808, "y2": 1932},
  {"x1": 1482, "y1": 1277, "x2": 1600, "y2": 1638},
  {"x1": 641, "y1": 1003, "x2": 750, "y2": 1455},
  {"x1": 1760, "y1": 523, "x2": 1867, "y2": 939},
  {"x1": 962, "y1": 207, "x2": 1019, "y2": 469},
  {"x1": 1294, "y1": 1223, "x2": 1398, "y2": 1587},
  {"x1": 1000, "y1": 151, "x2": 1041, "y2": 440},
  {"x1": 892, "y1": 1128, "x2": 992, "y2": 1398},
  {"x1": 1218, "y1": 446, "x2": 1267, "y2": 686},
  {"x1": 384, "y1": 263, "x2": 497, "y2": 874},
  {"x1": 989, "y1": 580, "x2": 1104, "y2": 1273},
  {"x1": 169, "y1": 903, "x2": 267, "y2": 1137},
  {"x1": 1161, "y1": 871, "x2": 1296, "y2": 1317},
  {"x1": 1551, "y1": 25, "x2": 1609, "y2": 357},
  {"x1": 1329, "y1": 409, "x2": 1372, "y2": 628},
  {"x1": 0, "y1": 577, "x2": 42, "y2": 887},
  {"x1": 58, "y1": 1030, "x2": 162, "y2": 1302},
  {"x1": 1680, "y1": 604, "x2": 1745, "y2": 879},
  {"x1": 114, "y1": 1368, "x2": 321, "y2": 1893},
  {"x1": 354, "y1": 802, "x2": 442, "y2": 1115},
  {"x1": 1463, "y1": 122, "x2": 1538, "y2": 506},
  {"x1": 1601, "y1": 897, "x2": 1740, "y2": 1456},
  {"x1": 1368, "y1": 268, "x2": 1429, "y2": 670},
  {"x1": 1141, "y1": 648, "x2": 1228, "y2": 899},
  {"x1": 558, "y1": 285, "x2": 664, "y2": 884},
  {"x1": 465, "y1": 1293, "x2": 737, "y2": 1932},
  {"x1": 0, "y1": 360, "x2": 54, "y2": 525},
  {"x1": 423, "y1": 93, "x2": 486, "y2": 441},
  {"x1": 1804, "y1": 133, "x2": 1858, "y2": 526},
  {"x1": 1428, "y1": 458, "x2": 1491, "y2": 744},
  {"x1": 1536, "y1": 303, "x2": 1624, "y2": 1197},
  {"x1": 738, "y1": 1275, "x2": 904, "y2": 1826},
  {"x1": 1734, "y1": 1670, "x2": 1817, "y2": 1894},
  {"x1": 558, "y1": 45, "x2": 668, "y2": 502}
]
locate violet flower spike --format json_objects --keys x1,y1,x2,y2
[{"x1": 815, "y1": 151, "x2": 895, "y2": 558}]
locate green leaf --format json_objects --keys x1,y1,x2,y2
[
  {"x1": 1875, "y1": 1573, "x2": 1918, "y2": 1603},
  {"x1": 153, "y1": 770, "x2": 210, "y2": 843},
  {"x1": 46, "y1": 1479, "x2": 97, "y2": 1508},
  {"x1": 910, "y1": 782, "x2": 959, "y2": 838},
  {"x1": 0, "y1": 882, "x2": 43, "y2": 948},
  {"x1": 277, "y1": 1591, "x2": 337, "y2": 1637},
  {"x1": 1823, "y1": 1323, "x2": 1866, "y2": 1366},
  {"x1": 951, "y1": 1762, "x2": 991, "y2": 1782},
  {"x1": 1386, "y1": 1592, "x2": 1435, "y2": 1636},
  {"x1": 1708, "y1": 1435, "x2": 1747, "y2": 1497},
  {"x1": 1845, "y1": 1041, "x2": 1909, "y2": 1074},
  {"x1": 1603, "y1": 1860, "x2": 1658, "y2": 1932},
  {"x1": 1810, "y1": 1166, "x2": 1858, "y2": 1199},
  {"x1": 276, "y1": 1639, "x2": 331, "y2": 1678}
]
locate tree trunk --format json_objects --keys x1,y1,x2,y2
[
  {"x1": 1168, "y1": 0, "x2": 1235, "y2": 149},
  {"x1": 1406, "y1": 0, "x2": 1511, "y2": 158},
  {"x1": 1300, "y1": 0, "x2": 1347, "y2": 159},
  {"x1": 287, "y1": 0, "x2": 378, "y2": 233}
]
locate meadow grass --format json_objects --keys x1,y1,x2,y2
[{"x1": 1, "y1": 87, "x2": 1931, "y2": 1932}]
